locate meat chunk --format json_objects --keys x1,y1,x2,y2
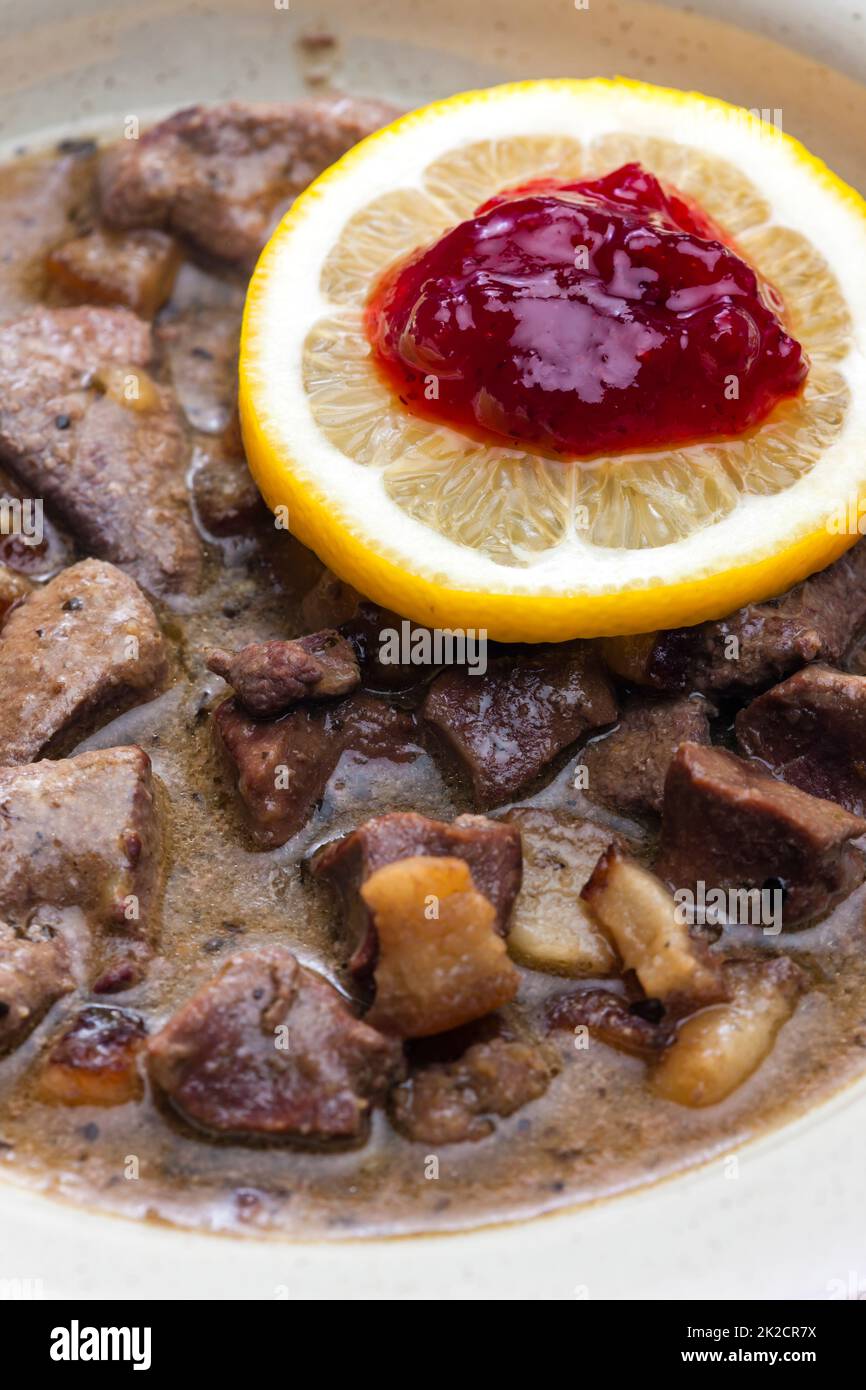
[
  {"x1": 423, "y1": 642, "x2": 617, "y2": 806},
  {"x1": 191, "y1": 433, "x2": 264, "y2": 535},
  {"x1": 147, "y1": 946, "x2": 403, "y2": 1141},
  {"x1": 390, "y1": 1037, "x2": 557, "y2": 1144},
  {"x1": 311, "y1": 810, "x2": 522, "y2": 975},
  {"x1": 0, "y1": 923, "x2": 72, "y2": 1055},
  {"x1": 736, "y1": 665, "x2": 866, "y2": 815},
  {"x1": 0, "y1": 559, "x2": 167, "y2": 764},
  {"x1": 603, "y1": 538, "x2": 866, "y2": 695},
  {"x1": 36, "y1": 1005, "x2": 146, "y2": 1105},
  {"x1": 100, "y1": 98, "x2": 400, "y2": 266},
  {"x1": 583, "y1": 694, "x2": 713, "y2": 818},
  {"x1": 656, "y1": 743, "x2": 866, "y2": 927},
  {"x1": 0, "y1": 746, "x2": 164, "y2": 988},
  {"x1": 340, "y1": 601, "x2": 444, "y2": 691},
  {"x1": 207, "y1": 631, "x2": 359, "y2": 717},
  {"x1": 546, "y1": 988, "x2": 672, "y2": 1057},
  {"x1": 500, "y1": 808, "x2": 617, "y2": 976},
  {"x1": 652, "y1": 957, "x2": 804, "y2": 1106},
  {"x1": 46, "y1": 229, "x2": 181, "y2": 317},
  {"x1": 214, "y1": 693, "x2": 421, "y2": 848},
  {"x1": 360, "y1": 856, "x2": 519, "y2": 1038},
  {"x1": 300, "y1": 568, "x2": 363, "y2": 631},
  {"x1": 0, "y1": 306, "x2": 201, "y2": 594},
  {"x1": 156, "y1": 298, "x2": 243, "y2": 435}
]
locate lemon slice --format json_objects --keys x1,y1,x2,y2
[{"x1": 240, "y1": 79, "x2": 866, "y2": 640}]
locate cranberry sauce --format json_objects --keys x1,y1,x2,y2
[{"x1": 365, "y1": 163, "x2": 807, "y2": 458}]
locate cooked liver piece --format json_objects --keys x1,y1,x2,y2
[
  {"x1": 207, "y1": 631, "x2": 360, "y2": 717},
  {"x1": 0, "y1": 923, "x2": 72, "y2": 1055},
  {"x1": 546, "y1": 988, "x2": 672, "y2": 1056},
  {"x1": 191, "y1": 433, "x2": 265, "y2": 535},
  {"x1": 37, "y1": 1005, "x2": 147, "y2": 1105},
  {"x1": 617, "y1": 538, "x2": 866, "y2": 695},
  {"x1": 214, "y1": 693, "x2": 421, "y2": 848},
  {"x1": 340, "y1": 601, "x2": 442, "y2": 691},
  {"x1": 0, "y1": 746, "x2": 164, "y2": 988},
  {"x1": 300, "y1": 568, "x2": 363, "y2": 631},
  {"x1": 147, "y1": 946, "x2": 404, "y2": 1141},
  {"x1": 390, "y1": 1037, "x2": 557, "y2": 1144},
  {"x1": 736, "y1": 665, "x2": 866, "y2": 815},
  {"x1": 0, "y1": 559, "x2": 167, "y2": 764},
  {"x1": 312, "y1": 810, "x2": 523, "y2": 975},
  {"x1": 0, "y1": 306, "x2": 201, "y2": 594},
  {"x1": 422, "y1": 642, "x2": 617, "y2": 806},
  {"x1": 656, "y1": 742, "x2": 866, "y2": 927},
  {"x1": 583, "y1": 694, "x2": 713, "y2": 818},
  {"x1": 46, "y1": 229, "x2": 181, "y2": 317},
  {"x1": 157, "y1": 300, "x2": 242, "y2": 435},
  {"x1": 100, "y1": 98, "x2": 400, "y2": 267}
]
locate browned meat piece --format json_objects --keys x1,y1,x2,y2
[
  {"x1": 100, "y1": 98, "x2": 400, "y2": 267},
  {"x1": 0, "y1": 923, "x2": 72, "y2": 1055},
  {"x1": 390, "y1": 1037, "x2": 557, "y2": 1144},
  {"x1": 0, "y1": 747, "x2": 164, "y2": 989},
  {"x1": 736, "y1": 666, "x2": 866, "y2": 815},
  {"x1": 214, "y1": 693, "x2": 421, "y2": 848},
  {"x1": 656, "y1": 743, "x2": 866, "y2": 928},
  {"x1": 0, "y1": 306, "x2": 201, "y2": 594},
  {"x1": 360, "y1": 856, "x2": 519, "y2": 1037},
  {"x1": 36, "y1": 1005, "x2": 146, "y2": 1105},
  {"x1": 423, "y1": 642, "x2": 617, "y2": 806},
  {"x1": 207, "y1": 631, "x2": 360, "y2": 717},
  {"x1": 300, "y1": 568, "x2": 363, "y2": 631},
  {"x1": 191, "y1": 433, "x2": 264, "y2": 535},
  {"x1": 0, "y1": 560, "x2": 167, "y2": 764},
  {"x1": 546, "y1": 988, "x2": 672, "y2": 1056},
  {"x1": 0, "y1": 145, "x2": 96, "y2": 321},
  {"x1": 312, "y1": 810, "x2": 523, "y2": 975},
  {"x1": 157, "y1": 299, "x2": 242, "y2": 435},
  {"x1": 583, "y1": 694, "x2": 713, "y2": 818},
  {"x1": 45, "y1": 229, "x2": 181, "y2": 317},
  {"x1": 603, "y1": 538, "x2": 866, "y2": 695},
  {"x1": 340, "y1": 601, "x2": 443, "y2": 691},
  {"x1": 147, "y1": 946, "x2": 403, "y2": 1141}
]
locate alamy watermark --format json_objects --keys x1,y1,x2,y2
[
  {"x1": 674, "y1": 880, "x2": 784, "y2": 935},
  {"x1": 378, "y1": 619, "x2": 488, "y2": 675},
  {"x1": 0, "y1": 497, "x2": 43, "y2": 546}
]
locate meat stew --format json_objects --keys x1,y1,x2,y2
[{"x1": 1, "y1": 100, "x2": 866, "y2": 1239}]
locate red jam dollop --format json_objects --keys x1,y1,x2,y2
[{"x1": 365, "y1": 163, "x2": 807, "y2": 457}]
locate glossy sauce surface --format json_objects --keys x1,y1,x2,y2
[{"x1": 366, "y1": 163, "x2": 808, "y2": 457}]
